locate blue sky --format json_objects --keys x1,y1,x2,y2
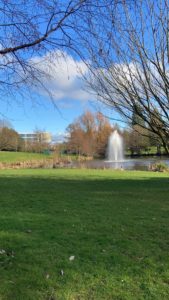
[
  {"x1": 1, "y1": 95, "x2": 96, "y2": 135},
  {"x1": 1, "y1": 49, "x2": 117, "y2": 138},
  {"x1": 0, "y1": 50, "x2": 91, "y2": 135}
]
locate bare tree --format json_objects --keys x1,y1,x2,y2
[
  {"x1": 0, "y1": 0, "x2": 115, "y2": 103},
  {"x1": 0, "y1": 118, "x2": 12, "y2": 128},
  {"x1": 85, "y1": 0, "x2": 169, "y2": 153}
]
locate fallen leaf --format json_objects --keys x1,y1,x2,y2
[{"x1": 69, "y1": 255, "x2": 75, "y2": 261}]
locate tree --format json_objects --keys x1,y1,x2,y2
[
  {"x1": 67, "y1": 111, "x2": 96, "y2": 157},
  {"x1": 80, "y1": 111, "x2": 96, "y2": 156},
  {"x1": 67, "y1": 121, "x2": 84, "y2": 156},
  {"x1": 95, "y1": 112, "x2": 112, "y2": 157},
  {"x1": 149, "y1": 109, "x2": 165, "y2": 154},
  {"x1": 0, "y1": 119, "x2": 12, "y2": 129},
  {"x1": 67, "y1": 111, "x2": 112, "y2": 157},
  {"x1": 0, "y1": 127, "x2": 20, "y2": 151},
  {"x1": 21, "y1": 129, "x2": 51, "y2": 153},
  {"x1": 0, "y1": 0, "x2": 115, "y2": 102},
  {"x1": 129, "y1": 105, "x2": 150, "y2": 154},
  {"x1": 0, "y1": 119, "x2": 20, "y2": 151},
  {"x1": 128, "y1": 126, "x2": 150, "y2": 155},
  {"x1": 132, "y1": 104, "x2": 145, "y2": 128},
  {"x1": 86, "y1": 0, "x2": 169, "y2": 153}
]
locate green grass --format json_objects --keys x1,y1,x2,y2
[
  {"x1": 0, "y1": 169, "x2": 169, "y2": 299},
  {"x1": 125, "y1": 146, "x2": 166, "y2": 156},
  {"x1": 0, "y1": 151, "x2": 51, "y2": 163}
]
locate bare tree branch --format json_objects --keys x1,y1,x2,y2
[{"x1": 84, "y1": 0, "x2": 169, "y2": 153}]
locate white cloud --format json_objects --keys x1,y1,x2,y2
[
  {"x1": 29, "y1": 50, "x2": 92, "y2": 102},
  {"x1": 52, "y1": 131, "x2": 69, "y2": 143}
]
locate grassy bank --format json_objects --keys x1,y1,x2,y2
[
  {"x1": 0, "y1": 151, "x2": 51, "y2": 163},
  {"x1": 0, "y1": 169, "x2": 169, "y2": 299}
]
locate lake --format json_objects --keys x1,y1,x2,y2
[{"x1": 73, "y1": 157, "x2": 169, "y2": 170}]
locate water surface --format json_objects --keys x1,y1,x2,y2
[{"x1": 73, "y1": 157, "x2": 169, "y2": 171}]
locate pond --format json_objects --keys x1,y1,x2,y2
[{"x1": 72, "y1": 157, "x2": 169, "y2": 171}]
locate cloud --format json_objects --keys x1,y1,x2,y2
[
  {"x1": 29, "y1": 50, "x2": 93, "y2": 102},
  {"x1": 52, "y1": 131, "x2": 69, "y2": 144}
]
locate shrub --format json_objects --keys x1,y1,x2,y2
[{"x1": 149, "y1": 162, "x2": 169, "y2": 172}]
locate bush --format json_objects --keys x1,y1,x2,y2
[{"x1": 149, "y1": 162, "x2": 169, "y2": 172}]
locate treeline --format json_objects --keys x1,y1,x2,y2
[
  {"x1": 0, "y1": 123, "x2": 49, "y2": 152},
  {"x1": 66, "y1": 111, "x2": 164, "y2": 157},
  {"x1": 123, "y1": 126, "x2": 162, "y2": 156},
  {"x1": 0, "y1": 111, "x2": 164, "y2": 155}
]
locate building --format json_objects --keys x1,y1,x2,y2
[{"x1": 19, "y1": 132, "x2": 52, "y2": 143}]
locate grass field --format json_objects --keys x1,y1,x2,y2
[
  {"x1": 0, "y1": 169, "x2": 169, "y2": 299},
  {"x1": 0, "y1": 151, "x2": 51, "y2": 163}
]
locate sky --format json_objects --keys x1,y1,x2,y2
[
  {"x1": 1, "y1": 49, "x2": 118, "y2": 141},
  {"x1": 0, "y1": 0, "x2": 144, "y2": 140},
  {"x1": 0, "y1": 0, "x2": 163, "y2": 142}
]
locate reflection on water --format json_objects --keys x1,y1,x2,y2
[{"x1": 73, "y1": 157, "x2": 169, "y2": 171}]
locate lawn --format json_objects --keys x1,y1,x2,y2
[
  {"x1": 0, "y1": 151, "x2": 51, "y2": 163},
  {"x1": 0, "y1": 169, "x2": 169, "y2": 299}
]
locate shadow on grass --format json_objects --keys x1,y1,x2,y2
[{"x1": 0, "y1": 173, "x2": 168, "y2": 299}]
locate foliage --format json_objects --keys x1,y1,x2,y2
[
  {"x1": 66, "y1": 110, "x2": 167, "y2": 157},
  {"x1": 22, "y1": 140, "x2": 50, "y2": 153},
  {"x1": 0, "y1": 169, "x2": 168, "y2": 299},
  {"x1": 0, "y1": 127, "x2": 20, "y2": 151},
  {"x1": 67, "y1": 111, "x2": 112, "y2": 157},
  {"x1": 127, "y1": 126, "x2": 150, "y2": 155},
  {"x1": 149, "y1": 162, "x2": 169, "y2": 172}
]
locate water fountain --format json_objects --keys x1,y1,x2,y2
[
  {"x1": 107, "y1": 130, "x2": 124, "y2": 161},
  {"x1": 73, "y1": 129, "x2": 169, "y2": 170}
]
